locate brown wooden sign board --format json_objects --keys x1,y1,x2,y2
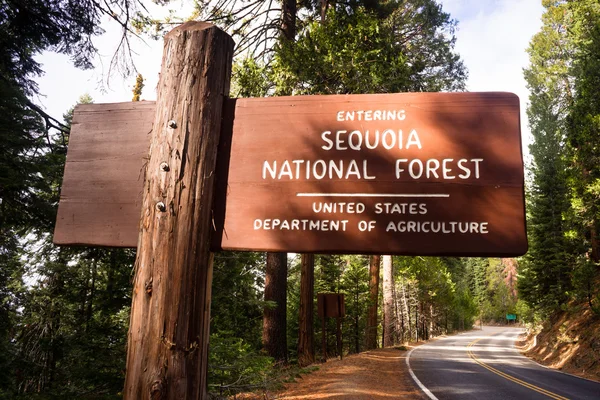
[
  {"x1": 317, "y1": 293, "x2": 346, "y2": 318},
  {"x1": 54, "y1": 101, "x2": 154, "y2": 247},
  {"x1": 54, "y1": 92, "x2": 527, "y2": 256}
]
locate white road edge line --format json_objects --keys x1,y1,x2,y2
[{"x1": 406, "y1": 346, "x2": 439, "y2": 400}]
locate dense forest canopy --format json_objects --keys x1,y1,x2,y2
[{"x1": 0, "y1": 0, "x2": 598, "y2": 398}]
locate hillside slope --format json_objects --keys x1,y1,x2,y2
[{"x1": 519, "y1": 306, "x2": 600, "y2": 382}]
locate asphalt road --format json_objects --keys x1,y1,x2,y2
[{"x1": 407, "y1": 326, "x2": 600, "y2": 400}]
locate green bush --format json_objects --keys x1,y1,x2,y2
[{"x1": 208, "y1": 333, "x2": 274, "y2": 397}]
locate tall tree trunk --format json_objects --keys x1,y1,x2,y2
[
  {"x1": 354, "y1": 282, "x2": 359, "y2": 354},
  {"x1": 403, "y1": 280, "x2": 412, "y2": 343},
  {"x1": 365, "y1": 255, "x2": 380, "y2": 349},
  {"x1": 85, "y1": 259, "x2": 97, "y2": 332},
  {"x1": 262, "y1": 252, "x2": 288, "y2": 363},
  {"x1": 298, "y1": 254, "x2": 315, "y2": 367},
  {"x1": 123, "y1": 22, "x2": 233, "y2": 400},
  {"x1": 400, "y1": 300, "x2": 405, "y2": 343},
  {"x1": 415, "y1": 300, "x2": 419, "y2": 342},
  {"x1": 591, "y1": 223, "x2": 599, "y2": 263},
  {"x1": 422, "y1": 302, "x2": 427, "y2": 340},
  {"x1": 320, "y1": 0, "x2": 328, "y2": 24},
  {"x1": 429, "y1": 303, "x2": 434, "y2": 340},
  {"x1": 394, "y1": 286, "x2": 402, "y2": 343},
  {"x1": 261, "y1": 0, "x2": 297, "y2": 365},
  {"x1": 445, "y1": 311, "x2": 448, "y2": 334},
  {"x1": 382, "y1": 255, "x2": 395, "y2": 347},
  {"x1": 281, "y1": 0, "x2": 297, "y2": 40},
  {"x1": 107, "y1": 249, "x2": 116, "y2": 307}
]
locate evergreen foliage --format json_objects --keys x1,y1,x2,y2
[
  {"x1": 132, "y1": 74, "x2": 145, "y2": 101},
  {"x1": 272, "y1": 4, "x2": 466, "y2": 95},
  {"x1": 520, "y1": 0, "x2": 600, "y2": 318}
]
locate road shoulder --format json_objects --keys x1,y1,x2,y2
[{"x1": 276, "y1": 347, "x2": 426, "y2": 400}]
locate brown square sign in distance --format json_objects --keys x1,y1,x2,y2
[
  {"x1": 215, "y1": 92, "x2": 527, "y2": 256},
  {"x1": 317, "y1": 293, "x2": 346, "y2": 318}
]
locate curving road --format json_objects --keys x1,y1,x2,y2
[{"x1": 407, "y1": 326, "x2": 600, "y2": 400}]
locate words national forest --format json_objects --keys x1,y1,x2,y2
[{"x1": 1, "y1": 1, "x2": 599, "y2": 400}]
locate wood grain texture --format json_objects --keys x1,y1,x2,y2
[
  {"x1": 54, "y1": 101, "x2": 154, "y2": 247},
  {"x1": 122, "y1": 22, "x2": 233, "y2": 400}
]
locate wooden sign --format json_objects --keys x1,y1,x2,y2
[
  {"x1": 54, "y1": 92, "x2": 527, "y2": 256},
  {"x1": 317, "y1": 293, "x2": 345, "y2": 360},
  {"x1": 317, "y1": 293, "x2": 346, "y2": 318},
  {"x1": 53, "y1": 101, "x2": 154, "y2": 247},
  {"x1": 218, "y1": 92, "x2": 527, "y2": 256}
]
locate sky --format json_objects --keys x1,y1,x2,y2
[{"x1": 34, "y1": 0, "x2": 545, "y2": 153}]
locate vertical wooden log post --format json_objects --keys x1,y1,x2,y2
[{"x1": 124, "y1": 22, "x2": 233, "y2": 400}]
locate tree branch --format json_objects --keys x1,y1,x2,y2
[{"x1": 25, "y1": 100, "x2": 70, "y2": 137}]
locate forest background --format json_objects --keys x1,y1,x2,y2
[{"x1": 0, "y1": 0, "x2": 599, "y2": 398}]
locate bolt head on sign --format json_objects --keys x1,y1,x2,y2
[{"x1": 54, "y1": 92, "x2": 527, "y2": 257}]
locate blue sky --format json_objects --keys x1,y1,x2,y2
[{"x1": 34, "y1": 0, "x2": 544, "y2": 152}]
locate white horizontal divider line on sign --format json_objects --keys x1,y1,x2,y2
[{"x1": 296, "y1": 193, "x2": 450, "y2": 198}]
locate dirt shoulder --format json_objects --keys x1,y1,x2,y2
[
  {"x1": 237, "y1": 346, "x2": 427, "y2": 400},
  {"x1": 275, "y1": 347, "x2": 426, "y2": 400}
]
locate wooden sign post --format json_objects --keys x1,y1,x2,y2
[
  {"x1": 317, "y1": 293, "x2": 345, "y2": 361},
  {"x1": 122, "y1": 22, "x2": 233, "y2": 399}
]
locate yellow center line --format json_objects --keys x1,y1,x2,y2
[{"x1": 467, "y1": 334, "x2": 570, "y2": 400}]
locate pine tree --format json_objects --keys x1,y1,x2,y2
[
  {"x1": 520, "y1": 1, "x2": 574, "y2": 312},
  {"x1": 564, "y1": 0, "x2": 600, "y2": 313},
  {"x1": 132, "y1": 74, "x2": 145, "y2": 101}
]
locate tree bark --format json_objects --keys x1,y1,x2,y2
[
  {"x1": 403, "y1": 280, "x2": 412, "y2": 343},
  {"x1": 85, "y1": 259, "x2": 97, "y2": 332},
  {"x1": 415, "y1": 300, "x2": 419, "y2": 342},
  {"x1": 591, "y1": 223, "x2": 599, "y2": 263},
  {"x1": 298, "y1": 254, "x2": 315, "y2": 367},
  {"x1": 394, "y1": 285, "x2": 402, "y2": 343},
  {"x1": 382, "y1": 255, "x2": 395, "y2": 347},
  {"x1": 262, "y1": 252, "x2": 288, "y2": 363},
  {"x1": 320, "y1": 0, "x2": 328, "y2": 24},
  {"x1": 429, "y1": 304, "x2": 434, "y2": 339},
  {"x1": 123, "y1": 22, "x2": 233, "y2": 400},
  {"x1": 261, "y1": 0, "x2": 296, "y2": 364},
  {"x1": 281, "y1": 0, "x2": 297, "y2": 41},
  {"x1": 365, "y1": 255, "x2": 380, "y2": 349},
  {"x1": 354, "y1": 284, "x2": 359, "y2": 354}
]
